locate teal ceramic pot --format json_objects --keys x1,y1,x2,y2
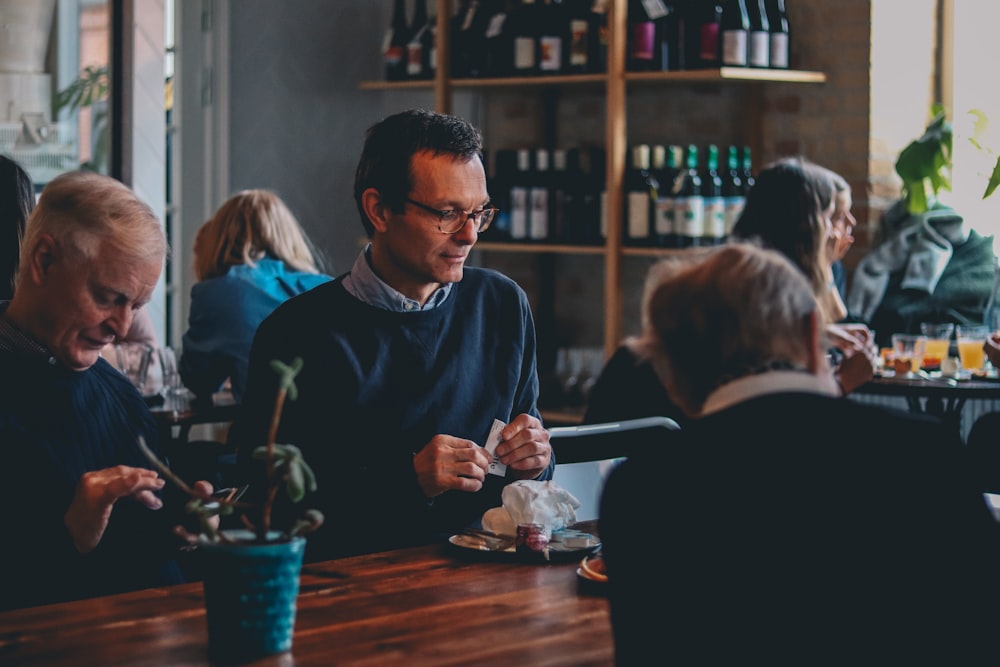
[{"x1": 199, "y1": 530, "x2": 306, "y2": 663}]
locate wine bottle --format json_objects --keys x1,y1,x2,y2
[
  {"x1": 719, "y1": 0, "x2": 749, "y2": 67},
  {"x1": 740, "y1": 144, "x2": 756, "y2": 195},
  {"x1": 588, "y1": 0, "x2": 609, "y2": 73},
  {"x1": 551, "y1": 148, "x2": 569, "y2": 241},
  {"x1": 538, "y1": 0, "x2": 566, "y2": 75},
  {"x1": 674, "y1": 144, "x2": 704, "y2": 247},
  {"x1": 746, "y1": 0, "x2": 769, "y2": 68},
  {"x1": 483, "y1": 0, "x2": 513, "y2": 78},
  {"x1": 487, "y1": 149, "x2": 517, "y2": 241},
  {"x1": 566, "y1": 0, "x2": 592, "y2": 74},
  {"x1": 628, "y1": 0, "x2": 674, "y2": 71},
  {"x1": 510, "y1": 148, "x2": 532, "y2": 240},
  {"x1": 384, "y1": 0, "x2": 411, "y2": 81},
  {"x1": 406, "y1": 0, "x2": 434, "y2": 80},
  {"x1": 690, "y1": 1, "x2": 723, "y2": 69},
  {"x1": 625, "y1": 144, "x2": 657, "y2": 246},
  {"x1": 530, "y1": 148, "x2": 552, "y2": 240},
  {"x1": 651, "y1": 144, "x2": 677, "y2": 247},
  {"x1": 765, "y1": 0, "x2": 789, "y2": 69},
  {"x1": 510, "y1": 0, "x2": 541, "y2": 76},
  {"x1": 701, "y1": 144, "x2": 726, "y2": 244},
  {"x1": 722, "y1": 145, "x2": 745, "y2": 235}
]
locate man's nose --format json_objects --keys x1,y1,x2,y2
[{"x1": 108, "y1": 306, "x2": 134, "y2": 340}]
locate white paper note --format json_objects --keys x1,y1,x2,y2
[{"x1": 484, "y1": 418, "x2": 508, "y2": 477}]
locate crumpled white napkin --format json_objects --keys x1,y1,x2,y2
[{"x1": 481, "y1": 480, "x2": 581, "y2": 537}]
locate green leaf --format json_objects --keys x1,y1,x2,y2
[
  {"x1": 985, "y1": 156, "x2": 1000, "y2": 200},
  {"x1": 286, "y1": 461, "x2": 305, "y2": 502}
]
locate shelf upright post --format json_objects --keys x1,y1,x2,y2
[
  {"x1": 604, "y1": 0, "x2": 627, "y2": 361},
  {"x1": 435, "y1": 0, "x2": 452, "y2": 113}
]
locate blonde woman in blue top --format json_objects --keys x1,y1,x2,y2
[{"x1": 180, "y1": 189, "x2": 332, "y2": 402}]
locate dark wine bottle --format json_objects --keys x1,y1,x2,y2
[
  {"x1": 406, "y1": 0, "x2": 434, "y2": 80},
  {"x1": 625, "y1": 144, "x2": 657, "y2": 246},
  {"x1": 384, "y1": 0, "x2": 411, "y2": 81},
  {"x1": 746, "y1": 0, "x2": 769, "y2": 68},
  {"x1": 483, "y1": 0, "x2": 513, "y2": 77},
  {"x1": 550, "y1": 148, "x2": 569, "y2": 241},
  {"x1": 538, "y1": 0, "x2": 566, "y2": 75},
  {"x1": 510, "y1": 148, "x2": 532, "y2": 240},
  {"x1": 674, "y1": 144, "x2": 704, "y2": 247},
  {"x1": 651, "y1": 144, "x2": 677, "y2": 247},
  {"x1": 722, "y1": 145, "x2": 745, "y2": 236},
  {"x1": 719, "y1": 0, "x2": 749, "y2": 67},
  {"x1": 588, "y1": 0, "x2": 609, "y2": 73},
  {"x1": 510, "y1": 0, "x2": 541, "y2": 76},
  {"x1": 701, "y1": 144, "x2": 726, "y2": 244},
  {"x1": 487, "y1": 149, "x2": 517, "y2": 241},
  {"x1": 765, "y1": 0, "x2": 789, "y2": 69},
  {"x1": 530, "y1": 148, "x2": 552, "y2": 240},
  {"x1": 691, "y1": 1, "x2": 723, "y2": 69},
  {"x1": 740, "y1": 144, "x2": 756, "y2": 195},
  {"x1": 566, "y1": 0, "x2": 592, "y2": 74}
]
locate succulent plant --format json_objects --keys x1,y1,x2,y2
[{"x1": 140, "y1": 357, "x2": 323, "y2": 544}]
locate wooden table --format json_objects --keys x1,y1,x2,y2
[
  {"x1": 0, "y1": 533, "x2": 612, "y2": 666},
  {"x1": 854, "y1": 371, "x2": 1000, "y2": 435}
]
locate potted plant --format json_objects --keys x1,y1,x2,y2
[{"x1": 140, "y1": 357, "x2": 322, "y2": 663}]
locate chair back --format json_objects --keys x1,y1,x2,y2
[{"x1": 550, "y1": 416, "x2": 680, "y2": 520}]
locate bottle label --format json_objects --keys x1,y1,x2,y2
[
  {"x1": 770, "y1": 33, "x2": 788, "y2": 68},
  {"x1": 511, "y1": 186, "x2": 529, "y2": 239},
  {"x1": 704, "y1": 197, "x2": 726, "y2": 238},
  {"x1": 723, "y1": 195, "x2": 745, "y2": 234},
  {"x1": 748, "y1": 30, "x2": 769, "y2": 67},
  {"x1": 514, "y1": 37, "x2": 535, "y2": 70},
  {"x1": 630, "y1": 23, "x2": 655, "y2": 61},
  {"x1": 721, "y1": 30, "x2": 747, "y2": 66},
  {"x1": 407, "y1": 42, "x2": 424, "y2": 76},
  {"x1": 676, "y1": 197, "x2": 705, "y2": 237},
  {"x1": 642, "y1": 0, "x2": 670, "y2": 21},
  {"x1": 655, "y1": 197, "x2": 675, "y2": 236},
  {"x1": 627, "y1": 192, "x2": 651, "y2": 239},
  {"x1": 699, "y1": 23, "x2": 720, "y2": 63},
  {"x1": 570, "y1": 19, "x2": 589, "y2": 66},
  {"x1": 531, "y1": 187, "x2": 549, "y2": 239},
  {"x1": 540, "y1": 36, "x2": 563, "y2": 71},
  {"x1": 485, "y1": 13, "x2": 507, "y2": 39}
]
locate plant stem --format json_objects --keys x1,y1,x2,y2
[{"x1": 260, "y1": 386, "x2": 288, "y2": 538}]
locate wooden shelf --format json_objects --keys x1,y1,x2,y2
[{"x1": 476, "y1": 242, "x2": 607, "y2": 255}]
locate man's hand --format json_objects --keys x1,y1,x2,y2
[
  {"x1": 414, "y1": 436, "x2": 491, "y2": 498},
  {"x1": 64, "y1": 466, "x2": 166, "y2": 553},
  {"x1": 495, "y1": 413, "x2": 552, "y2": 480},
  {"x1": 985, "y1": 331, "x2": 1000, "y2": 368}
]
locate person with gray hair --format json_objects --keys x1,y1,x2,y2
[
  {"x1": 0, "y1": 171, "x2": 211, "y2": 610},
  {"x1": 229, "y1": 109, "x2": 553, "y2": 562},
  {"x1": 599, "y1": 242, "x2": 1000, "y2": 665}
]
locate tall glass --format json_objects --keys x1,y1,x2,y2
[
  {"x1": 956, "y1": 324, "x2": 990, "y2": 371},
  {"x1": 919, "y1": 322, "x2": 954, "y2": 370},
  {"x1": 891, "y1": 334, "x2": 927, "y2": 375}
]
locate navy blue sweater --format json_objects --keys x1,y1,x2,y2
[
  {"x1": 229, "y1": 267, "x2": 554, "y2": 561},
  {"x1": 0, "y1": 352, "x2": 184, "y2": 610}
]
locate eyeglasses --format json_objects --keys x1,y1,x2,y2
[{"x1": 403, "y1": 197, "x2": 498, "y2": 234}]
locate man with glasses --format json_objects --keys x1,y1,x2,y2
[{"x1": 229, "y1": 109, "x2": 554, "y2": 562}]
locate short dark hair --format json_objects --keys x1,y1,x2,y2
[
  {"x1": 353, "y1": 109, "x2": 484, "y2": 236},
  {"x1": 0, "y1": 155, "x2": 35, "y2": 300}
]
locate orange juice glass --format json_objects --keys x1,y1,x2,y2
[
  {"x1": 956, "y1": 325, "x2": 989, "y2": 371},
  {"x1": 919, "y1": 323, "x2": 954, "y2": 369},
  {"x1": 891, "y1": 334, "x2": 927, "y2": 374}
]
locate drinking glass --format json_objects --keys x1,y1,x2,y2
[
  {"x1": 113, "y1": 342, "x2": 153, "y2": 394},
  {"x1": 891, "y1": 334, "x2": 927, "y2": 375},
  {"x1": 956, "y1": 325, "x2": 990, "y2": 371},
  {"x1": 158, "y1": 346, "x2": 189, "y2": 409},
  {"x1": 919, "y1": 322, "x2": 954, "y2": 370}
]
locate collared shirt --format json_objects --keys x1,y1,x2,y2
[
  {"x1": 701, "y1": 370, "x2": 839, "y2": 416},
  {"x1": 0, "y1": 302, "x2": 57, "y2": 363},
  {"x1": 342, "y1": 244, "x2": 452, "y2": 311}
]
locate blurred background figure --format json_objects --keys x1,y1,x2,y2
[
  {"x1": 599, "y1": 243, "x2": 1000, "y2": 665},
  {"x1": 0, "y1": 154, "x2": 35, "y2": 302},
  {"x1": 731, "y1": 156, "x2": 876, "y2": 395},
  {"x1": 180, "y1": 189, "x2": 332, "y2": 402}
]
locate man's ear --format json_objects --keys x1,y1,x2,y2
[
  {"x1": 25, "y1": 233, "x2": 57, "y2": 286},
  {"x1": 361, "y1": 188, "x2": 391, "y2": 234}
]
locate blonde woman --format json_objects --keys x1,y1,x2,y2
[{"x1": 180, "y1": 189, "x2": 332, "y2": 401}]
